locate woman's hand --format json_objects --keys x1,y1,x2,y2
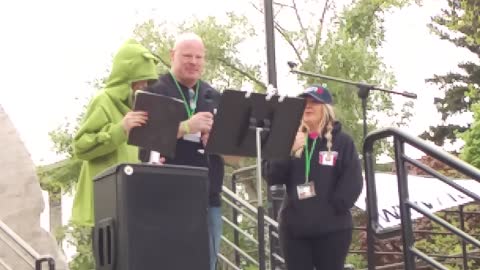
[{"x1": 291, "y1": 131, "x2": 306, "y2": 154}]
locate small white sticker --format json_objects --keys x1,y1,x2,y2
[{"x1": 124, "y1": 165, "x2": 134, "y2": 175}]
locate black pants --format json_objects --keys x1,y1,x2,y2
[{"x1": 279, "y1": 224, "x2": 353, "y2": 270}]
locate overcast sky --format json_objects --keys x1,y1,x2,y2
[{"x1": 0, "y1": 0, "x2": 475, "y2": 165}]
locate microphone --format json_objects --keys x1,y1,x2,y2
[
  {"x1": 198, "y1": 89, "x2": 216, "y2": 155},
  {"x1": 204, "y1": 89, "x2": 217, "y2": 114},
  {"x1": 287, "y1": 61, "x2": 298, "y2": 69}
]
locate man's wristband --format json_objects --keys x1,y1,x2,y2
[{"x1": 182, "y1": 121, "x2": 190, "y2": 134}]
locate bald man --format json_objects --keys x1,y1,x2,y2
[{"x1": 140, "y1": 33, "x2": 224, "y2": 270}]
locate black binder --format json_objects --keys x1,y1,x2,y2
[{"x1": 127, "y1": 90, "x2": 187, "y2": 158}]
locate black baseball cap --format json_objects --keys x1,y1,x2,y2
[{"x1": 299, "y1": 85, "x2": 333, "y2": 104}]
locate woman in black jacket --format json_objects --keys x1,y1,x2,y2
[{"x1": 263, "y1": 85, "x2": 363, "y2": 270}]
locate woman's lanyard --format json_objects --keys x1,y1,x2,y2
[
  {"x1": 304, "y1": 136, "x2": 318, "y2": 183},
  {"x1": 169, "y1": 71, "x2": 200, "y2": 118}
]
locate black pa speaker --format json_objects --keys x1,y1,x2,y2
[{"x1": 93, "y1": 163, "x2": 210, "y2": 270}]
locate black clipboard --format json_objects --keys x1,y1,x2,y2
[
  {"x1": 205, "y1": 90, "x2": 305, "y2": 160},
  {"x1": 127, "y1": 90, "x2": 187, "y2": 158}
]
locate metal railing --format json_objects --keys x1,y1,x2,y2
[
  {"x1": 347, "y1": 205, "x2": 480, "y2": 270},
  {"x1": 219, "y1": 127, "x2": 480, "y2": 270},
  {"x1": 363, "y1": 127, "x2": 480, "y2": 270},
  {"x1": 219, "y1": 183, "x2": 280, "y2": 270},
  {"x1": 217, "y1": 164, "x2": 280, "y2": 270},
  {"x1": 0, "y1": 219, "x2": 55, "y2": 270}
]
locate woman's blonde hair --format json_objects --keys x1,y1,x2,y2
[{"x1": 293, "y1": 104, "x2": 336, "y2": 158}]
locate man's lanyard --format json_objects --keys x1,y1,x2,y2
[
  {"x1": 304, "y1": 136, "x2": 318, "y2": 183},
  {"x1": 169, "y1": 71, "x2": 200, "y2": 118}
]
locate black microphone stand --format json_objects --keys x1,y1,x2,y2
[{"x1": 287, "y1": 62, "x2": 418, "y2": 139}]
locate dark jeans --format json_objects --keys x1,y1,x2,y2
[
  {"x1": 279, "y1": 224, "x2": 353, "y2": 270},
  {"x1": 208, "y1": 206, "x2": 223, "y2": 270}
]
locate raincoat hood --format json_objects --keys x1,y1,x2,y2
[{"x1": 104, "y1": 39, "x2": 159, "y2": 106}]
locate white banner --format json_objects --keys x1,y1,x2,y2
[{"x1": 354, "y1": 173, "x2": 480, "y2": 229}]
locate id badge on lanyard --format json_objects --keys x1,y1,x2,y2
[
  {"x1": 297, "y1": 181, "x2": 316, "y2": 200},
  {"x1": 297, "y1": 137, "x2": 317, "y2": 200}
]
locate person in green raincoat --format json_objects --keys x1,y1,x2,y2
[{"x1": 71, "y1": 39, "x2": 159, "y2": 228}]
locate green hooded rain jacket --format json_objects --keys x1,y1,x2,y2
[{"x1": 71, "y1": 39, "x2": 158, "y2": 226}]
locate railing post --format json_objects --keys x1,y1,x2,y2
[
  {"x1": 268, "y1": 225, "x2": 276, "y2": 270},
  {"x1": 459, "y1": 205, "x2": 468, "y2": 270},
  {"x1": 394, "y1": 138, "x2": 416, "y2": 270},
  {"x1": 231, "y1": 174, "x2": 241, "y2": 266},
  {"x1": 258, "y1": 207, "x2": 266, "y2": 270},
  {"x1": 364, "y1": 145, "x2": 378, "y2": 270},
  {"x1": 269, "y1": 186, "x2": 285, "y2": 269}
]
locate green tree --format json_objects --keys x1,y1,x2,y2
[
  {"x1": 400, "y1": 2, "x2": 480, "y2": 268},
  {"x1": 38, "y1": 128, "x2": 83, "y2": 195},
  {"x1": 420, "y1": 0, "x2": 480, "y2": 146},
  {"x1": 252, "y1": 0, "x2": 416, "y2": 151},
  {"x1": 37, "y1": 93, "x2": 91, "y2": 195},
  {"x1": 133, "y1": 13, "x2": 265, "y2": 92},
  {"x1": 460, "y1": 102, "x2": 480, "y2": 168}
]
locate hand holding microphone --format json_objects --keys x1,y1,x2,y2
[
  {"x1": 184, "y1": 89, "x2": 216, "y2": 134},
  {"x1": 185, "y1": 112, "x2": 214, "y2": 134}
]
